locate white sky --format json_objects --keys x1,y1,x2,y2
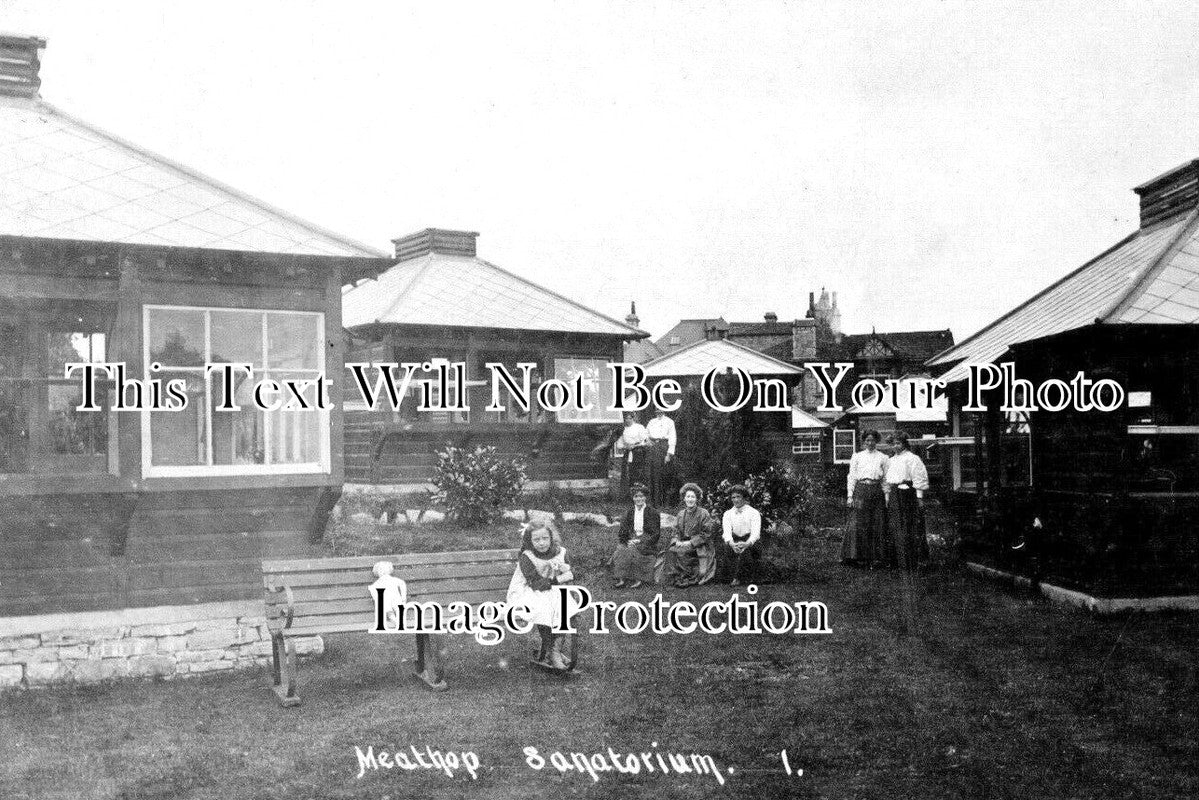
[{"x1": 5, "y1": 1, "x2": 1199, "y2": 341}]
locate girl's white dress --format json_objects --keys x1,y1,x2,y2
[{"x1": 506, "y1": 547, "x2": 582, "y2": 628}]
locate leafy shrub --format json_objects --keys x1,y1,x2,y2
[
  {"x1": 707, "y1": 462, "x2": 814, "y2": 531},
  {"x1": 431, "y1": 444, "x2": 527, "y2": 525}
]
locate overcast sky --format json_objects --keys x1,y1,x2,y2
[{"x1": 5, "y1": 1, "x2": 1199, "y2": 341}]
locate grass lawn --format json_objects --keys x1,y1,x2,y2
[{"x1": 2, "y1": 513, "x2": 1197, "y2": 799}]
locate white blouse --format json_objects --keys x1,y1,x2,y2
[
  {"x1": 645, "y1": 415, "x2": 677, "y2": 455},
  {"x1": 846, "y1": 449, "x2": 890, "y2": 499},
  {"x1": 617, "y1": 423, "x2": 650, "y2": 451},
  {"x1": 884, "y1": 450, "x2": 930, "y2": 498}
]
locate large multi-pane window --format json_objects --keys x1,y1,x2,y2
[
  {"x1": 0, "y1": 308, "x2": 113, "y2": 475},
  {"x1": 142, "y1": 306, "x2": 328, "y2": 476}
]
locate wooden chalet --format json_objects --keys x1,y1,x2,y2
[
  {"x1": 927, "y1": 160, "x2": 1199, "y2": 597},
  {"x1": 0, "y1": 36, "x2": 393, "y2": 617},
  {"x1": 341, "y1": 228, "x2": 648, "y2": 487}
]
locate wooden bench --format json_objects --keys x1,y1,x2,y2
[{"x1": 262, "y1": 548, "x2": 524, "y2": 707}]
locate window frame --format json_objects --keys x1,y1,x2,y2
[
  {"x1": 792, "y1": 432, "x2": 821, "y2": 455},
  {"x1": 140, "y1": 304, "x2": 330, "y2": 478},
  {"x1": 832, "y1": 428, "x2": 856, "y2": 464}
]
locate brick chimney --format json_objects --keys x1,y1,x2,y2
[
  {"x1": 391, "y1": 228, "x2": 478, "y2": 262},
  {"x1": 791, "y1": 318, "x2": 816, "y2": 361},
  {"x1": 0, "y1": 34, "x2": 46, "y2": 99},
  {"x1": 1134, "y1": 160, "x2": 1199, "y2": 229}
]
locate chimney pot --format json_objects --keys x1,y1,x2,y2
[
  {"x1": 0, "y1": 34, "x2": 47, "y2": 99},
  {"x1": 764, "y1": 312, "x2": 778, "y2": 324}
]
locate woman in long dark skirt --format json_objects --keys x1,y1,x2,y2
[
  {"x1": 644, "y1": 410, "x2": 676, "y2": 507},
  {"x1": 841, "y1": 429, "x2": 889, "y2": 566},
  {"x1": 884, "y1": 430, "x2": 930, "y2": 570}
]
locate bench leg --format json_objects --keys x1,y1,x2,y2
[
  {"x1": 564, "y1": 630, "x2": 581, "y2": 672},
  {"x1": 414, "y1": 633, "x2": 448, "y2": 691},
  {"x1": 270, "y1": 632, "x2": 302, "y2": 707}
]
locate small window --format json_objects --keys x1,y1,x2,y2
[
  {"x1": 792, "y1": 432, "x2": 821, "y2": 455},
  {"x1": 669, "y1": 336, "x2": 680, "y2": 346},
  {"x1": 833, "y1": 429, "x2": 856, "y2": 463}
]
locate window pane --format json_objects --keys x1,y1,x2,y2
[
  {"x1": 211, "y1": 368, "x2": 265, "y2": 465},
  {"x1": 47, "y1": 332, "x2": 106, "y2": 377},
  {"x1": 554, "y1": 357, "x2": 620, "y2": 423},
  {"x1": 47, "y1": 383, "x2": 108, "y2": 456},
  {"x1": 147, "y1": 309, "x2": 205, "y2": 367},
  {"x1": 210, "y1": 311, "x2": 263, "y2": 367},
  {"x1": 266, "y1": 313, "x2": 318, "y2": 369},
  {"x1": 266, "y1": 371, "x2": 323, "y2": 464},
  {"x1": 149, "y1": 372, "x2": 206, "y2": 466}
]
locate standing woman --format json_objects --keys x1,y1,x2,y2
[
  {"x1": 616, "y1": 412, "x2": 650, "y2": 494},
  {"x1": 664, "y1": 482, "x2": 717, "y2": 587},
  {"x1": 884, "y1": 431, "x2": 930, "y2": 570},
  {"x1": 644, "y1": 409, "x2": 677, "y2": 507},
  {"x1": 842, "y1": 430, "x2": 889, "y2": 567}
]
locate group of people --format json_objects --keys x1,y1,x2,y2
[
  {"x1": 612, "y1": 481, "x2": 764, "y2": 589},
  {"x1": 841, "y1": 429, "x2": 930, "y2": 570},
  {"x1": 505, "y1": 426, "x2": 932, "y2": 671},
  {"x1": 615, "y1": 410, "x2": 677, "y2": 507}
]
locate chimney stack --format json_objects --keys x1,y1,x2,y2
[
  {"x1": 626, "y1": 301, "x2": 640, "y2": 328},
  {"x1": 764, "y1": 312, "x2": 778, "y2": 324},
  {"x1": 391, "y1": 228, "x2": 478, "y2": 262},
  {"x1": 1134, "y1": 160, "x2": 1199, "y2": 229},
  {"x1": 0, "y1": 34, "x2": 46, "y2": 99}
]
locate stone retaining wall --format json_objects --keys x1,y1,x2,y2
[{"x1": 0, "y1": 600, "x2": 322, "y2": 690}]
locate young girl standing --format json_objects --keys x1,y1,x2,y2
[{"x1": 506, "y1": 521, "x2": 578, "y2": 670}]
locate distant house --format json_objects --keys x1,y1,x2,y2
[
  {"x1": 926, "y1": 159, "x2": 1199, "y2": 600},
  {"x1": 646, "y1": 290, "x2": 954, "y2": 469},
  {"x1": 342, "y1": 229, "x2": 648, "y2": 489},
  {"x1": 0, "y1": 36, "x2": 393, "y2": 619}
]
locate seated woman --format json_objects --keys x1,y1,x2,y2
[
  {"x1": 612, "y1": 483, "x2": 660, "y2": 589},
  {"x1": 664, "y1": 482, "x2": 717, "y2": 587},
  {"x1": 720, "y1": 484, "x2": 762, "y2": 586}
]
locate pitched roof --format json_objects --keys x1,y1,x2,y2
[
  {"x1": 832, "y1": 330, "x2": 955, "y2": 361},
  {"x1": 641, "y1": 338, "x2": 804, "y2": 377},
  {"x1": 0, "y1": 95, "x2": 387, "y2": 259},
  {"x1": 342, "y1": 251, "x2": 647, "y2": 337},
  {"x1": 654, "y1": 318, "x2": 727, "y2": 350},
  {"x1": 624, "y1": 338, "x2": 664, "y2": 364},
  {"x1": 791, "y1": 406, "x2": 829, "y2": 429},
  {"x1": 929, "y1": 212, "x2": 1199, "y2": 382}
]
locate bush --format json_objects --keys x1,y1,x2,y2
[
  {"x1": 431, "y1": 444, "x2": 527, "y2": 525},
  {"x1": 707, "y1": 462, "x2": 814, "y2": 531}
]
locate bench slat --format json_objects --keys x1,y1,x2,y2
[
  {"x1": 279, "y1": 592, "x2": 515, "y2": 636},
  {"x1": 264, "y1": 562, "x2": 516, "y2": 590},
  {"x1": 262, "y1": 548, "x2": 518, "y2": 574},
  {"x1": 273, "y1": 578, "x2": 515, "y2": 615}
]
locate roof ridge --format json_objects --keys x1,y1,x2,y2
[
  {"x1": 641, "y1": 336, "x2": 803, "y2": 374},
  {"x1": 926, "y1": 228, "x2": 1145, "y2": 366},
  {"x1": 36, "y1": 100, "x2": 390, "y2": 260},
  {"x1": 472, "y1": 256, "x2": 648, "y2": 339},
  {"x1": 1101, "y1": 207, "x2": 1199, "y2": 322}
]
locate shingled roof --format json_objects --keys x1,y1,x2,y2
[
  {"x1": 342, "y1": 251, "x2": 647, "y2": 337},
  {"x1": 0, "y1": 91, "x2": 386, "y2": 259},
  {"x1": 641, "y1": 338, "x2": 804, "y2": 377},
  {"x1": 929, "y1": 210, "x2": 1199, "y2": 382}
]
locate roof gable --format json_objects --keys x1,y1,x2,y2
[
  {"x1": 641, "y1": 338, "x2": 804, "y2": 377},
  {"x1": 0, "y1": 97, "x2": 386, "y2": 259},
  {"x1": 342, "y1": 252, "x2": 646, "y2": 338}
]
